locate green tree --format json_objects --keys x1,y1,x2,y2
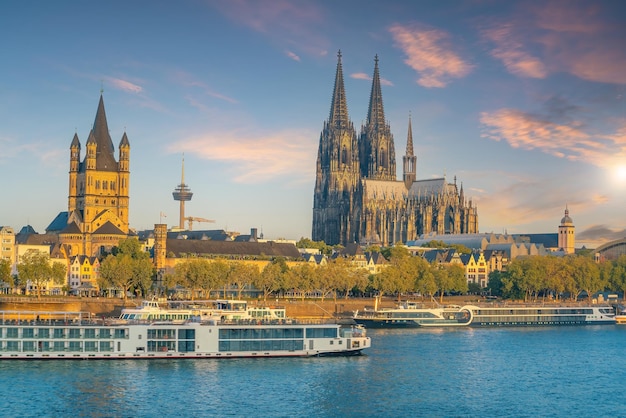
[
  {"x1": 255, "y1": 261, "x2": 284, "y2": 302},
  {"x1": 99, "y1": 254, "x2": 134, "y2": 299},
  {"x1": 0, "y1": 259, "x2": 12, "y2": 290},
  {"x1": 228, "y1": 263, "x2": 259, "y2": 299},
  {"x1": 17, "y1": 250, "x2": 66, "y2": 299},
  {"x1": 610, "y1": 255, "x2": 626, "y2": 301},
  {"x1": 571, "y1": 255, "x2": 603, "y2": 301},
  {"x1": 174, "y1": 258, "x2": 211, "y2": 300}
]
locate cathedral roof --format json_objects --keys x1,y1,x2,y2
[
  {"x1": 60, "y1": 222, "x2": 82, "y2": 235},
  {"x1": 363, "y1": 179, "x2": 407, "y2": 200},
  {"x1": 408, "y1": 178, "x2": 452, "y2": 198},
  {"x1": 92, "y1": 221, "x2": 126, "y2": 235},
  {"x1": 165, "y1": 240, "x2": 301, "y2": 258},
  {"x1": 46, "y1": 212, "x2": 69, "y2": 233},
  {"x1": 85, "y1": 94, "x2": 118, "y2": 172},
  {"x1": 328, "y1": 51, "x2": 351, "y2": 129},
  {"x1": 70, "y1": 133, "x2": 80, "y2": 148},
  {"x1": 366, "y1": 55, "x2": 386, "y2": 129}
]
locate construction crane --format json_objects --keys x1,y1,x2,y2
[{"x1": 185, "y1": 217, "x2": 215, "y2": 231}]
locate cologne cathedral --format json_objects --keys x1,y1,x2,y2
[{"x1": 312, "y1": 52, "x2": 478, "y2": 246}]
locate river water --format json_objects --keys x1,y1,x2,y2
[{"x1": 1, "y1": 326, "x2": 624, "y2": 417}]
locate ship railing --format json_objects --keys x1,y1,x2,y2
[{"x1": 0, "y1": 310, "x2": 101, "y2": 325}]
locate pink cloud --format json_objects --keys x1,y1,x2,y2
[
  {"x1": 480, "y1": 109, "x2": 626, "y2": 166},
  {"x1": 483, "y1": 2, "x2": 626, "y2": 84},
  {"x1": 389, "y1": 23, "x2": 472, "y2": 88},
  {"x1": 350, "y1": 72, "x2": 393, "y2": 86},
  {"x1": 168, "y1": 129, "x2": 315, "y2": 184},
  {"x1": 211, "y1": 0, "x2": 329, "y2": 58},
  {"x1": 482, "y1": 24, "x2": 547, "y2": 79},
  {"x1": 105, "y1": 77, "x2": 143, "y2": 93},
  {"x1": 285, "y1": 50, "x2": 301, "y2": 62}
]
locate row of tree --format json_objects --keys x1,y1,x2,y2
[{"x1": 487, "y1": 254, "x2": 626, "y2": 301}]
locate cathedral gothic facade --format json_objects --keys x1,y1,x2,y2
[
  {"x1": 52, "y1": 94, "x2": 131, "y2": 258},
  {"x1": 312, "y1": 52, "x2": 478, "y2": 247}
]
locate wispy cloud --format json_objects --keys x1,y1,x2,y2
[
  {"x1": 167, "y1": 129, "x2": 316, "y2": 184},
  {"x1": 350, "y1": 72, "x2": 393, "y2": 86},
  {"x1": 480, "y1": 1, "x2": 626, "y2": 84},
  {"x1": 389, "y1": 23, "x2": 472, "y2": 88},
  {"x1": 105, "y1": 77, "x2": 143, "y2": 93},
  {"x1": 172, "y1": 70, "x2": 238, "y2": 104},
  {"x1": 285, "y1": 50, "x2": 301, "y2": 62},
  {"x1": 481, "y1": 23, "x2": 548, "y2": 79},
  {"x1": 211, "y1": 0, "x2": 329, "y2": 58},
  {"x1": 480, "y1": 108, "x2": 626, "y2": 167}
]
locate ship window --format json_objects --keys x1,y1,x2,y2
[
  {"x1": 22, "y1": 328, "x2": 35, "y2": 338},
  {"x1": 306, "y1": 328, "x2": 337, "y2": 338},
  {"x1": 7, "y1": 328, "x2": 18, "y2": 338}
]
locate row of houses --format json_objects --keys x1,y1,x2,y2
[{"x1": 0, "y1": 223, "x2": 583, "y2": 297}]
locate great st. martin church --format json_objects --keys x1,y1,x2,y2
[{"x1": 312, "y1": 52, "x2": 478, "y2": 246}]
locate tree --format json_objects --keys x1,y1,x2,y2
[
  {"x1": 432, "y1": 264, "x2": 467, "y2": 303},
  {"x1": 571, "y1": 256, "x2": 603, "y2": 301},
  {"x1": 255, "y1": 261, "x2": 284, "y2": 302},
  {"x1": 174, "y1": 258, "x2": 211, "y2": 300},
  {"x1": 101, "y1": 238, "x2": 154, "y2": 298},
  {"x1": 17, "y1": 250, "x2": 66, "y2": 299},
  {"x1": 0, "y1": 259, "x2": 12, "y2": 290},
  {"x1": 205, "y1": 259, "x2": 230, "y2": 298},
  {"x1": 99, "y1": 254, "x2": 135, "y2": 299},
  {"x1": 610, "y1": 255, "x2": 626, "y2": 301},
  {"x1": 228, "y1": 263, "x2": 259, "y2": 299}
]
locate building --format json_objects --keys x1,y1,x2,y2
[
  {"x1": 0, "y1": 226, "x2": 15, "y2": 265},
  {"x1": 312, "y1": 52, "x2": 478, "y2": 247},
  {"x1": 68, "y1": 255, "x2": 100, "y2": 296},
  {"x1": 47, "y1": 94, "x2": 131, "y2": 258},
  {"x1": 557, "y1": 207, "x2": 575, "y2": 254}
]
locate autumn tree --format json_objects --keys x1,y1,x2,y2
[
  {"x1": 228, "y1": 262, "x2": 259, "y2": 299},
  {"x1": 0, "y1": 259, "x2": 12, "y2": 290},
  {"x1": 255, "y1": 261, "x2": 284, "y2": 302},
  {"x1": 17, "y1": 250, "x2": 66, "y2": 299}
]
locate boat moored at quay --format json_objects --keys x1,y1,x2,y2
[
  {"x1": 353, "y1": 301, "x2": 616, "y2": 328},
  {"x1": 0, "y1": 310, "x2": 370, "y2": 360}
]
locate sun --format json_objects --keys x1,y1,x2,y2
[{"x1": 616, "y1": 165, "x2": 626, "y2": 182}]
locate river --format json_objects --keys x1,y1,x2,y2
[{"x1": 1, "y1": 326, "x2": 624, "y2": 417}]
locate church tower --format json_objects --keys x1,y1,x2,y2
[
  {"x1": 61, "y1": 94, "x2": 131, "y2": 257},
  {"x1": 558, "y1": 206, "x2": 575, "y2": 254},
  {"x1": 360, "y1": 55, "x2": 396, "y2": 181},
  {"x1": 312, "y1": 51, "x2": 361, "y2": 245},
  {"x1": 402, "y1": 114, "x2": 417, "y2": 189}
]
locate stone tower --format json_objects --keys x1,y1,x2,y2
[
  {"x1": 402, "y1": 115, "x2": 417, "y2": 189},
  {"x1": 312, "y1": 51, "x2": 361, "y2": 245},
  {"x1": 313, "y1": 53, "x2": 478, "y2": 247},
  {"x1": 558, "y1": 206, "x2": 575, "y2": 254},
  {"x1": 61, "y1": 94, "x2": 130, "y2": 257},
  {"x1": 360, "y1": 55, "x2": 396, "y2": 181}
]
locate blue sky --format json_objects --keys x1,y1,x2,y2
[{"x1": 1, "y1": 0, "x2": 625, "y2": 247}]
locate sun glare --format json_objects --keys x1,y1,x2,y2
[{"x1": 616, "y1": 165, "x2": 626, "y2": 182}]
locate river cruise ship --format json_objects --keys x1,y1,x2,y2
[
  {"x1": 119, "y1": 299, "x2": 287, "y2": 323},
  {"x1": 0, "y1": 310, "x2": 370, "y2": 360},
  {"x1": 467, "y1": 305, "x2": 616, "y2": 327},
  {"x1": 353, "y1": 301, "x2": 616, "y2": 328},
  {"x1": 353, "y1": 301, "x2": 473, "y2": 328}
]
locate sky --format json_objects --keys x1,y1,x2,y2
[{"x1": 0, "y1": 0, "x2": 625, "y2": 248}]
